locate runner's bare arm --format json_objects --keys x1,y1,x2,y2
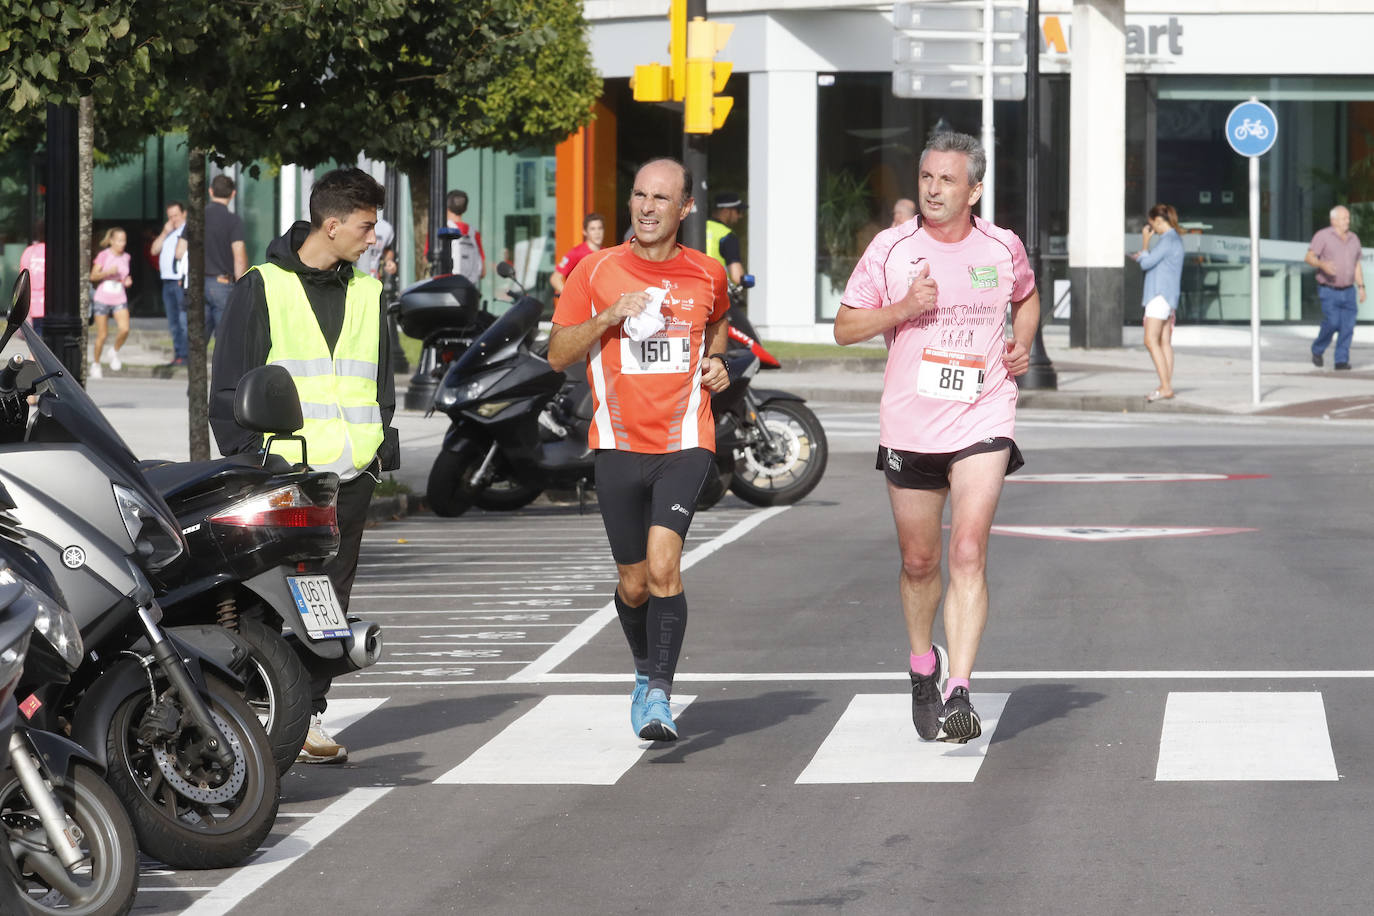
[
  {"x1": 700, "y1": 317, "x2": 730, "y2": 392},
  {"x1": 832, "y1": 265, "x2": 939, "y2": 346},
  {"x1": 547, "y1": 291, "x2": 650, "y2": 372},
  {"x1": 1003, "y1": 289, "x2": 1041, "y2": 377}
]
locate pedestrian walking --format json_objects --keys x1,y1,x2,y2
[
  {"x1": 549, "y1": 212, "x2": 606, "y2": 297},
  {"x1": 89, "y1": 227, "x2": 134, "y2": 378},
  {"x1": 209, "y1": 167, "x2": 399, "y2": 764},
  {"x1": 203, "y1": 174, "x2": 248, "y2": 342},
  {"x1": 833, "y1": 130, "x2": 1039, "y2": 744},
  {"x1": 445, "y1": 190, "x2": 485, "y2": 282},
  {"x1": 548, "y1": 157, "x2": 732, "y2": 743},
  {"x1": 18, "y1": 222, "x2": 44, "y2": 337},
  {"x1": 151, "y1": 201, "x2": 190, "y2": 366},
  {"x1": 1132, "y1": 203, "x2": 1184, "y2": 401},
  {"x1": 1308, "y1": 204, "x2": 1366, "y2": 370}
]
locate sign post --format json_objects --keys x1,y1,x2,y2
[{"x1": 1225, "y1": 97, "x2": 1278, "y2": 405}]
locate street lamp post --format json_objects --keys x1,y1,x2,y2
[{"x1": 1017, "y1": 0, "x2": 1057, "y2": 390}]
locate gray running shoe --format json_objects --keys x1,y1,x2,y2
[
  {"x1": 909, "y1": 644, "x2": 948, "y2": 740},
  {"x1": 938, "y1": 686, "x2": 982, "y2": 744}
]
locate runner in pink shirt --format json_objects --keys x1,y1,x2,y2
[{"x1": 834, "y1": 131, "x2": 1040, "y2": 744}]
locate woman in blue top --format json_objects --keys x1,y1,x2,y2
[{"x1": 1133, "y1": 203, "x2": 1184, "y2": 401}]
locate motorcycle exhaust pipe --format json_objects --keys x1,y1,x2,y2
[{"x1": 345, "y1": 620, "x2": 383, "y2": 669}]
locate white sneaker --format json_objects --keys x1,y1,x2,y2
[
  {"x1": 89, "y1": 362, "x2": 102, "y2": 379},
  {"x1": 108, "y1": 349, "x2": 122, "y2": 372},
  {"x1": 297, "y1": 714, "x2": 348, "y2": 764}
]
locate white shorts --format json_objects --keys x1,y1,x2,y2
[{"x1": 1143, "y1": 295, "x2": 1174, "y2": 321}]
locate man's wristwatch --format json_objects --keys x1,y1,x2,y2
[{"x1": 708, "y1": 353, "x2": 728, "y2": 369}]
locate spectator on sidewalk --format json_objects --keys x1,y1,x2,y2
[
  {"x1": 706, "y1": 192, "x2": 747, "y2": 286},
  {"x1": 1308, "y1": 204, "x2": 1366, "y2": 371},
  {"x1": 204, "y1": 174, "x2": 248, "y2": 342},
  {"x1": 446, "y1": 190, "x2": 485, "y2": 281},
  {"x1": 1131, "y1": 203, "x2": 1184, "y2": 401},
  {"x1": 891, "y1": 198, "x2": 917, "y2": 227},
  {"x1": 89, "y1": 227, "x2": 133, "y2": 378},
  {"x1": 550, "y1": 213, "x2": 605, "y2": 298},
  {"x1": 151, "y1": 201, "x2": 190, "y2": 366},
  {"x1": 18, "y1": 222, "x2": 44, "y2": 337}
]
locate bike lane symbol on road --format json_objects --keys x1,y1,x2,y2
[{"x1": 1226, "y1": 99, "x2": 1278, "y2": 158}]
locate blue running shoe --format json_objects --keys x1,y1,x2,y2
[
  {"x1": 630, "y1": 672, "x2": 650, "y2": 736},
  {"x1": 638, "y1": 688, "x2": 678, "y2": 742}
]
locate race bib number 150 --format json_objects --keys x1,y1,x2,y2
[
  {"x1": 621, "y1": 326, "x2": 691, "y2": 374},
  {"x1": 916, "y1": 347, "x2": 986, "y2": 404}
]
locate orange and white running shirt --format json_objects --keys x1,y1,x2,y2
[{"x1": 553, "y1": 242, "x2": 730, "y2": 453}]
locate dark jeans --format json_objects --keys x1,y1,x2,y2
[
  {"x1": 1313, "y1": 285, "x2": 1358, "y2": 365},
  {"x1": 203, "y1": 279, "x2": 232, "y2": 343},
  {"x1": 161, "y1": 279, "x2": 188, "y2": 359},
  {"x1": 299, "y1": 471, "x2": 377, "y2": 714}
]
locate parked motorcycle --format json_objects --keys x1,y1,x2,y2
[
  {"x1": 140, "y1": 369, "x2": 383, "y2": 776},
  {"x1": 393, "y1": 271, "x2": 495, "y2": 411},
  {"x1": 0, "y1": 272, "x2": 279, "y2": 870},
  {"x1": 423, "y1": 264, "x2": 827, "y2": 516},
  {"x1": 0, "y1": 508, "x2": 138, "y2": 915}
]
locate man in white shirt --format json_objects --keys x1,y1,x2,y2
[{"x1": 150, "y1": 201, "x2": 189, "y2": 366}]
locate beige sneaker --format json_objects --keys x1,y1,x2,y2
[
  {"x1": 297, "y1": 714, "x2": 348, "y2": 764},
  {"x1": 89, "y1": 362, "x2": 102, "y2": 380}
]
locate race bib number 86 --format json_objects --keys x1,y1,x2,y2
[
  {"x1": 621, "y1": 327, "x2": 691, "y2": 374},
  {"x1": 916, "y1": 347, "x2": 986, "y2": 404}
]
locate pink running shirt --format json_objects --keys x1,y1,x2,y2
[{"x1": 841, "y1": 215, "x2": 1035, "y2": 453}]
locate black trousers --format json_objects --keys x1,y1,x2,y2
[{"x1": 300, "y1": 472, "x2": 376, "y2": 714}]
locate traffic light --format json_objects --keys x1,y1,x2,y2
[
  {"x1": 683, "y1": 17, "x2": 734, "y2": 134},
  {"x1": 631, "y1": 0, "x2": 688, "y2": 103}
]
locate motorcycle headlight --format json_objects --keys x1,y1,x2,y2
[
  {"x1": 439, "y1": 373, "x2": 498, "y2": 411},
  {"x1": 113, "y1": 483, "x2": 185, "y2": 571}
]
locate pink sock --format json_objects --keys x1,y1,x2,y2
[
  {"x1": 909, "y1": 648, "x2": 937, "y2": 676},
  {"x1": 944, "y1": 677, "x2": 969, "y2": 701}
]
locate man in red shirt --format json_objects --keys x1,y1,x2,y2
[
  {"x1": 549, "y1": 158, "x2": 731, "y2": 742},
  {"x1": 550, "y1": 212, "x2": 606, "y2": 297}
]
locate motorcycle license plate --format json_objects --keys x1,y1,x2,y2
[{"x1": 286, "y1": 575, "x2": 351, "y2": 640}]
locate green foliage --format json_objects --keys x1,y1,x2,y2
[{"x1": 817, "y1": 171, "x2": 873, "y2": 293}]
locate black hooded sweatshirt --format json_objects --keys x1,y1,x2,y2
[{"x1": 208, "y1": 221, "x2": 397, "y2": 468}]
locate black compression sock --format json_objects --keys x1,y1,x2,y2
[
  {"x1": 647, "y1": 591, "x2": 688, "y2": 695},
  {"x1": 614, "y1": 591, "x2": 650, "y2": 675}
]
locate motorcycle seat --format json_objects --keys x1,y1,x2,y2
[{"x1": 141, "y1": 454, "x2": 294, "y2": 498}]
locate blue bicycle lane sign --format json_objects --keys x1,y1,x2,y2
[{"x1": 1226, "y1": 100, "x2": 1278, "y2": 157}]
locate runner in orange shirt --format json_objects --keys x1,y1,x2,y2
[{"x1": 549, "y1": 157, "x2": 731, "y2": 741}]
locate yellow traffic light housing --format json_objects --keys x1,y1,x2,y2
[
  {"x1": 670, "y1": 0, "x2": 688, "y2": 101},
  {"x1": 632, "y1": 63, "x2": 673, "y2": 103},
  {"x1": 683, "y1": 18, "x2": 734, "y2": 134}
]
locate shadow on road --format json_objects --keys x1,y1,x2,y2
[
  {"x1": 991, "y1": 682, "x2": 1105, "y2": 742},
  {"x1": 645, "y1": 689, "x2": 828, "y2": 763}
]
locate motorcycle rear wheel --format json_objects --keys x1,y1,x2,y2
[
  {"x1": 104, "y1": 673, "x2": 279, "y2": 870},
  {"x1": 231, "y1": 616, "x2": 312, "y2": 777},
  {"x1": 0, "y1": 760, "x2": 138, "y2": 916},
  {"x1": 427, "y1": 442, "x2": 542, "y2": 517},
  {"x1": 729, "y1": 399, "x2": 829, "y2": 506}
]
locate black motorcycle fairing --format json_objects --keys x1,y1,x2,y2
[{"x1": 441, "y1": 296, "x2": 542, "y2": 385}]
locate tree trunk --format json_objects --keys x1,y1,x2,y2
[
  {"x1": 77, "y1": 97, "x2": 93, "y2": 376},
  {"x1": 186, "y1": 151, "x2": 211, "y2": 461},
  {"x1": 407, "y1": 164, "x2": 432, "y2": 281}
]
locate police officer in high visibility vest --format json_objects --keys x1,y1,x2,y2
[
  {"x1": 210, "y1": 167, "x2": 398, "y2": 765},
  {"x1": 705, "y1": 191, "x2": 747, "y2": 287}
]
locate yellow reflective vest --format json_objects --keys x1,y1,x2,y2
[
  {"x1": 706, "y1": 219, "x2": 732, "y2": 269},
  {"x1": 255, "y1": 262, "x2": 384, "y2": 478}
]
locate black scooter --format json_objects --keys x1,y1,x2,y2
[{"x1": 423, "y1": 264, "x2": 828, "y2": 516}]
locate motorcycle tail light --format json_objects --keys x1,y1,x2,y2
[{"x1": 210, "y1": 485, "x2": 338, "y2": 530}]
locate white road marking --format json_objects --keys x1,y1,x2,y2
[
  {"x1": 991, "y1": 525, "x2": 1255, "y2": 541},
  {"x1": 176, "y1": 787, "x2": 393, "y2": 916},
  {"x1": 508, "y1": 506, "x2": 790, "y2": 682},
  {"x1": 797, "y1": 693, "x2": 1009, "y2": 784},
  {"x1": 1155, "y1": 692, "x2": 1338, "y2": 781},
  {"x1": 434, "y1": 694, "x2": 695, "y2": 785},
  {"x1": 320, "y1": 697, "x2": 388, "y2": 736}
]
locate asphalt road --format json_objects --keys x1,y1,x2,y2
[{"x1": 74, "y1": 378, "x2": 1374, "y2": 915}]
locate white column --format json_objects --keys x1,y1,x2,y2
[
  {"x1": 279, "y1": 166, "x2": 298, "y2": 235},
  {"x1": 1067, "y1": 0, "x2": 1126, "y2": 347},
  {"x1": 749, "y1": 70, "x2": 824, "y2": 342}
]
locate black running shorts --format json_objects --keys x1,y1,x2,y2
[
  {"x1": 876, "y1": 437, "x2": 1024, "y2": 490},
  {"x1": 594, "y1": 448, "x2": 715, "y2": 564}
]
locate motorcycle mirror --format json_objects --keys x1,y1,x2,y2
[
  {"x1": 0, "y1": 270, "x2": 32, "y2": 351},
  {"x1": 741, "y1": 274, "x2": 755, "y2": 289},
  {"x1": 496, "y1": 261, "x2": 516, "y2": 280},
  {"x1": 233, "y1": 365, "x2": 304, "y2": 435}
]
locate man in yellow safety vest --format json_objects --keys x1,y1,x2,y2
[
  {"x1": 210, "y1": 167, "x2": 398, "y2": 764},
  {"x1": 705, "y1": 192, "x2": 746, "y2": 287}
]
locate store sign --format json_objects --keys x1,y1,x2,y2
[{"x1": 1041, "y1": 15, "x2": 1184, "y2": 58}]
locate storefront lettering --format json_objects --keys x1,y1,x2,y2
[{"x1": 1041, "y1": 16, "x2": 1184, "y2": 57}]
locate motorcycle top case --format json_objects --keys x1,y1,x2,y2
[{"x1": 396, "y1": 274, "x2": 480, "y2": 339}]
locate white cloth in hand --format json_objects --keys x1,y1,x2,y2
[{"x1": 623, "y1": 287, "x2": 668, "y2": 341}]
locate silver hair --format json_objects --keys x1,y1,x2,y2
[
  {"x1": 1331, "y1": 204, "x2": 1350, "y2": 219},
  {"x1": 920, "y1": 131, "x2": 987, "y2": 185}
]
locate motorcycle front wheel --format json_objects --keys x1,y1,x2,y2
[
  {"x1": 0, "y1": 759, "x2": 138, "y2": 916},
  {"x1": 729, "y1": 399, "x2": 829, "y2": 506},
  {"x1": 427, "y1": 441, "x2": 542, "y2": 517},
  {"x1": 103, "y1": 673, "x2": 279, "y2": 870}
]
